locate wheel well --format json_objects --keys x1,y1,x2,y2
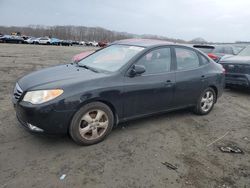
[
  {"x1": 208, "y1": 85, "x2": 218, "y2": 102},
  {"x1": 97, "y1": 100, "x2": 118, "y2": 124},
  {"x1": 77, "y1": 99, "x2": 118, "y2": 124}
]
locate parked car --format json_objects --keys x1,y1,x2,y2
[
  {"x1": 24, "y1": 37, "x2": 37, "y2": 44},
  {"x1": 12, "y1": 39, "x2": 225, "y2": 145},
  {"x1": 21, "y1": 36, "x2": 30, "y2": 40},
  {"x1": 220, "y1": 45, "x2": 250, "y2": 88},
  {"x1": 32, "y1": 37, "x2": 40, "y2": 44},
  {"x1": 79, "y1": 41, "x2": 86, "y2": 45},
  {"x1": 72, "y1": 41, "x2": 80, "y2": 45},
  {"x1": 193, "y1": 44, "x2": 238, "y2": 62},
  {"x1": 72, "y1": 50, "x2": 95, "y2": 63},
  {"x1": 98, "y1": 40, "x2": 109, "y2": 47},
  {"x1": 0, "y1": 35, "x2": 24, "y2": 44},
  {"x1": 61, "y1": 40, "x2": 72, "y2": 46},
  {"x1": 50, "y1": 38, "x2": 62, "y2": 45},
  {"x1": 38, "y1": 37, "x2": 51, "y2": 45},
  {"x1": 86, "y1": 41, "x2": 98, "y2": 47}
]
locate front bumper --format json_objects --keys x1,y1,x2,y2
[
  {"x1": 14, "y1": 101, "x2": 76, "y2": 135},
  {"x1": 225, "y1": 73, "x2": 250, "y2": 87}
]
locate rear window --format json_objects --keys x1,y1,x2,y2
[{"x1": 213, "y1": 46, "x2": 225, "y2": 53}]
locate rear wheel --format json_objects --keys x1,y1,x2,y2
[
  {"x1": 69, "y1": 102, "x2": 114, "y2": 145},
  {"x1": 194, "y1": 87, "x2": 216, "y2": 115}
]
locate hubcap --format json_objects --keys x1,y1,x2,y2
[
  {"x1": 79, "y1": 109, "x2": 109, "y2": 140},
  {"x1": 201, "y1": 91, "x2": 214, "y2": 112}
]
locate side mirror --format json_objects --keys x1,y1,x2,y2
[{"x1": 129, "y1": 65, "x2": 146, "y2": 77}]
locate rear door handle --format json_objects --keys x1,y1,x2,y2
[
  {"x1": 164, "y1": 80, "x2": 173, "y2": 87},
  {"x1": 201, "y1": 75, "x2": 207, "y2": 82}
]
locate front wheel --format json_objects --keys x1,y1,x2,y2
[
  {"x1": 69, "y1": 102, "x2": 114, "y2": 145},
  {"x1": 194, "y1": 87, "x2": 216, "y2": 115}
]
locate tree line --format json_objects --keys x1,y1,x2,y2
[{"x1": 0, "y1": 25, "x2": 187, "y2": 43}]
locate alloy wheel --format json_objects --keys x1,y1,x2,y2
[
  {"x1": 79, "y1": 109, "x2": 109, "y2": 140},
  {"x1": 201, "y1": 91, "x2": 214, "y2": 112}
]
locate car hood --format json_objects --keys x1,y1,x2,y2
[
  {"x1": 220, "y1": 55, "x2": 250, "y2": 64},
  {"x1": 18, "y1": 64, "x2": 108, "y2": 91}
]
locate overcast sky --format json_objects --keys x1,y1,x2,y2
[{"x1": 1, "y1": 0, "x2": 250, "y2": 42}]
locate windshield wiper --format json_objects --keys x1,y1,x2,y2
[{"x1": 77, "y1": 64, "x2": 99, "y2": 73}]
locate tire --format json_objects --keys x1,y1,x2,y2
[
  {"x1": 194, "y1": 87, "x2": 216, "y2": 115},
  {"x1": 69, "y1": 102, "x2": 114, "y2": 145}
]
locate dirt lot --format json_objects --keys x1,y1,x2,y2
[{"x1": 0, "y1": 43, "x2": 249, "y2": 188}]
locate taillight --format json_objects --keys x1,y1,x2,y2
[{"x1": 208, "y1": 53, "x2": 219, "y2": 61}]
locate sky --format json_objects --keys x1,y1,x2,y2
[{"x1": 1, "y1": 0, "x2": 250, "y2": 42}]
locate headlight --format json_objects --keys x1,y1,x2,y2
[{"x1": 23, "y1": 89, "x2": 63, "y2": 104}]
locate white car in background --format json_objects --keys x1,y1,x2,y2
[
  {"x1": 79, "y1": 41, "x2": 86, "y2": 45},
  {"x1": 38, "y1": 37, "x2": 51, "y2": 45},
  {"x1": 87, "y1": 41, "x2": 98, "y2": 47},
  {"x1": 24, "y1": 37, "x2": 37, "y2": 44}
]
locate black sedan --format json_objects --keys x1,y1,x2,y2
[
  {"x1": 0, "y1": 35, "x2": 24, "y2": 44},
  {"x1": 12, "y1": 39, "x2": 225, "y2": 145},
  {"x1": 220, "y1": 45, "x2": 250, "y2": 88}
]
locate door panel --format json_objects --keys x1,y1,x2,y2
[
  {"x1": 123, "y1": 73, "x2": 175, "y2": 118},
  {"x1": 122, "y1": 47, "x2": 175, "y2": 119},
  {"x1": 173, "y1": 47, "x2": 205, "y2": 107},
  {"x1": 174, "y1": 69, "x2": 204, "y2": 106}
]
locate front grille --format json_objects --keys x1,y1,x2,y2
[
  {"x1": 13, "y1": 83, "x2": 23, "y2": 100},
  {"x1": 221, "y1": 63, "x2": 250, "y2": 74}
]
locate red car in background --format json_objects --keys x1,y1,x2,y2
[{"x1": 98, "y1": 40, "x2": 109, "y2": 47}]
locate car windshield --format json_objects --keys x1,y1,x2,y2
[
  {"x1": 78, "y1": 44, "x2": 145, "y2": 72},
  {"x1": 238, "y1": 46, "x2": 250, "y2": 56}
]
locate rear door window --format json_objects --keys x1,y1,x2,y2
[{"x1": 175, "y1": 48, "x2": 200, "y2": 71}]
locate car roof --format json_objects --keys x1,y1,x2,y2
[{"x1": 112, "y1": 38, "x2": 173, "y2": 47}]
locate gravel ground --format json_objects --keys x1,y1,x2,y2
[{"x1": 0, "y1": 43, "x2": 249, "y2": 188}]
